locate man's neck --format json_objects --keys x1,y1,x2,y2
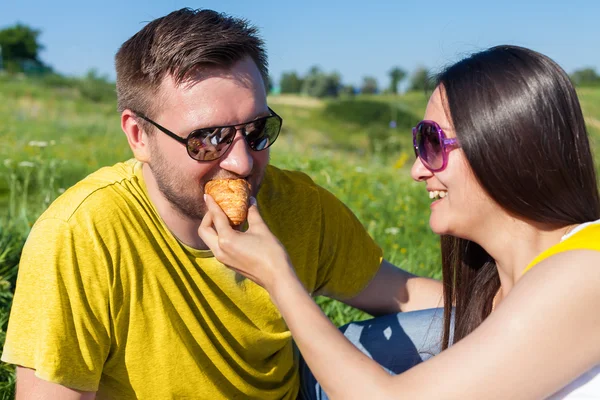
[{"x1": 142, "y1": 163, "x2": 209, "y2": 250}]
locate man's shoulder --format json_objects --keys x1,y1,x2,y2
[
  {"x1": 259, "y1": 164, "x2": 353, "y2": 228},
  {"x1": 263, "y1": 165, "x2": 317, "y2": 190},
  {"x1": 260, "y1": 165, "x2": 325, "y2": 208},
  {"x1": 39, "y1": 159, "x2": 142, "y2": 223}
]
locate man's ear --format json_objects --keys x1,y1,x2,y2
[{"x1": 121, "y1": 110, "x2": 151, "y2": 163}]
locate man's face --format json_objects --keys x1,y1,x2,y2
[{"x1": 145, "y1": 56, "x2": 270, "y2": 220}]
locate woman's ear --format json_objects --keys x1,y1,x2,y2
[{"x1": 121, "y1": 109, "x2": 151, "y2": 163}]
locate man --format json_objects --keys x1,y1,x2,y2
[{"x1": 2, "y1": 8, "x2": 442, "y2": 399}]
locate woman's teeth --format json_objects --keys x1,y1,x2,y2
[{"x1": 429, "y1": 190, "x2": 447, "y2": 200}]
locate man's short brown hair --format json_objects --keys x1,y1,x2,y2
[{"x1": 115, "y1": 8, "x2": 268, "y2": 117}]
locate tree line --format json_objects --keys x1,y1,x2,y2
[
  {"x1": 2, "y1": 23, "x2": 600, "y2": 99},
  {"x1": 277, "y1": 65, "x2": 433, "y2": 97}
]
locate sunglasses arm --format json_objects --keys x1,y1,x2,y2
[
  {"x1": 138, "y1": 114, "x2": 188, "y2": 145},
  {"x1": 443, "y1": 138, "x2": 460, "y2": 150}
]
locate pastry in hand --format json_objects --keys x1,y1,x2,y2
[{"x1": 204, "y1": 179, "x2": 251, "y2": 226}]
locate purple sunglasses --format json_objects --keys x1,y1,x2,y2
[{"x1": 412, "y1": 120, "x2": 460, "y2": 172}]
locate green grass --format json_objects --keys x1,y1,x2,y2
[{"x1": 0, "y1": 77, "x2": 599, "y2": 395}]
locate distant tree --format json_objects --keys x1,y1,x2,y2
[
  {"x1": 360, "y1": 76, "x2": 378, "y2": 95},
  {"x1": 279, "y1": 71, "x2": 303, "y2": 94},
  {"x1": 307, "y1": 65, "x2": 321, "y2": 77},
  {"x1": 301, "y1": 66, "x2": 341, "y2": 98},
  {"x1": 388, "y1": 67, "x2": 407, "y2": 94},
  {"x1": 408, "y1": 66, "x2": 433, "y2": 92},
  {"x1": 301, "y1": 65, "x2": 322, "y2": 97},
  {"x1": 78, "y1": 68, "x2": 116, "y2": 102},
  {"x1": 570, "y1": 68, "x2": 600, "y2": 87},
  {"x1": 339, "y1": 84, "x2": 355, "y2": 97},
  {"x1": 329, "y1": 71, "x2": 342, "y2": 96},
  {"x1": 0, "y1": 23, "x2": 46, "y2": 73}
]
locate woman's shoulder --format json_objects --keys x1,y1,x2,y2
[
  {"x1": 528, "y1": 217, "x2": 600, "y2": 279},
  {"x1": 514, "y1": 224, "x2": 600, "y2": 324},
  {"x1": 535, "y1": 248, "x2": 600, "y2": 273},
  {"x1": 500, "y1": 248, "x2": 600, "y2": 369},
  {"x1": 524, "y1": 220, "x2": 600, "y2": 273},
  {"x1": 519, "y1": 248, "x2": 600, "y2": 315},
  {"x1": 538, "y1": 220, "x2": 600, "y2": 272}
]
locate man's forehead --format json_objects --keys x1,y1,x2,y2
[{"x1": 153, "y1": 66, "x2": 267, "y2": 126}]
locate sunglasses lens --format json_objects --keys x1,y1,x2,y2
[
  {"x1": 417, "y1": 122, "x2": 443, "y2": 170},
  {"x1": 245, "y1": 116, "x2": 281, "y2": 151},
  {"x1": 185, "y1": 113, "x2": 281, "y2": 161},
  {"x1": 187, "y1": 127, "x2": 236, "y2": 161}
]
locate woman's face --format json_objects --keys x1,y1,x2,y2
[{"x1": 410, "y1": 86, "x2": 496, "y2": 239}]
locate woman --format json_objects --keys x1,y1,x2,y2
[{"x1": 199, "y1": 45, "x2": 600, "y2": 399}]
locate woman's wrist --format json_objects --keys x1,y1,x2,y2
[{"x1": 266, "y1": 259, "x2": 303, "y2": 301}]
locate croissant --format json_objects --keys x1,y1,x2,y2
[{"x1": 204, "y1": 179, "x2": 251, "y2": 226}]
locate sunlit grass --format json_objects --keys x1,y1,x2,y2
[{"x1": 0, "y1": 78, "x2": 599, "y2": 394}]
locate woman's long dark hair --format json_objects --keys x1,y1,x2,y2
[{"x1": 437, "y1": 45, "x2": 600, "y2": 350}]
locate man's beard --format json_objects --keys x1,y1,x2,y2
[
  {"x1": 150, "y1": 159, "x2": 205, "y2": 220},
  {"x1": 148, "y1": 143, "x2": 265, "y2": 221}
]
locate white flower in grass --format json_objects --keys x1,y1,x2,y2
[
  {"x1": 384, "y1": 227, "x2": 400, "y2": 235},
  {"x1": 18, "y1": 161, "x2": 35, "y2": 168},
  {"x1": 3, "y1": 159, "x2": 12, "y2": 167},
  {"x1": 28, "y1": 140, "x2": 49, "y2": 148},
  {"x1": 58, "y1": 188, "x2": 66, "y2": 193},
  {"x1": 50, "y1": 140, "x2": 56, "y2": 145}
]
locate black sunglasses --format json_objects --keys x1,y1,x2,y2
[{"x1": 136, "y1": 107, "x2": 282, "y2": 162}]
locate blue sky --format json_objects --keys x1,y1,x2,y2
[{"x1": 2, "y1": 0, "x2": 599, "y2": 89}]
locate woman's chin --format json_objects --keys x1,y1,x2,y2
[{"x1": 429, "y1": 217, "x2": 450, "y2": 236}]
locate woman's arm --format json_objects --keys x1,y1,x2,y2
[
  {"x1": 199, "y1": 197, "x2": 600, "y2": 399},
  {"x1": 16, "y1": 368, "x2": 96, "y2": 400},
  {"x1": 380, "y1": 249, "x2": 600, "y2": 399},
  {"x1": 269, "y1": 266, "x2": 395, "y2": 399}
]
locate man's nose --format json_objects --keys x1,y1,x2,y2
[{"x1": 219, "y1": 131, "x2": 254, "y2": 176}]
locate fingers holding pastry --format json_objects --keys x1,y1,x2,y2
[{"x1": 204, "y1": 179, "x2": 251, "y2": 226}]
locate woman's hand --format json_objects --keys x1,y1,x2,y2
[{"x1": 199, "y1": 194, "x2": 297, "y2": 292}]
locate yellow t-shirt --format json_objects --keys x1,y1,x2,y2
[
  {"x1": 523, "y1": 220, "x2": 600, "y2": 274},
  {"x1": 2, "y1": 160, "x2": 382, "y2": 399}
]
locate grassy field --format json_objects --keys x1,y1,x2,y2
[{"x1": 0, "y1": 76, "x2": 599, "y2": 395}]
